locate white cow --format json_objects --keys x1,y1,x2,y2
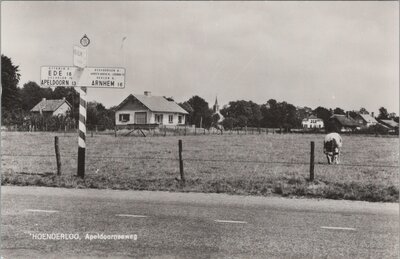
[{"x1": 323, "y1": 132, "x2": 342, "y2": 164}]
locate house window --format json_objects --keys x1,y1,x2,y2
[
  {"x1": 119, "y1": 114, "x2": 130, "y2": 122},
  {"x1": 155, "y1": 114, "x2": 163, "y2": 124},
  {"x1": 168, "y1": 115, "x2": 173, "y2": 124},
  {"x1": 178, "y1": 115, "x2": 182, "y2": 124}
]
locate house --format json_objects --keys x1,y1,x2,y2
[
  {"x1": 30, "y1": 98, "x2": 71, "y2": 116},
  {"x1": 302, "y1": 115, "x2": 324, "y2": 129},
  {"x1": 328, "y1": 114, "x2": 360, "y2": 132},
  {"x1": 379, "y1": 119, "x2": 399, "y2": 134},
  {"x1": 115, "y1": 91, "x2": 188, "y2": 127},
  {"x1": 353, "y1": 112, "x2": 378, "y2": 128},
  {"x1": 212, "y1": 96, "x2": 224, "y2": 123}
]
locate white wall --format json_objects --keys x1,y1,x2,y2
[
  {"x1": 152, "y1": 112, "x2": 186, "y2": 126},
  {"x1": 302, "y1": 119, "x2": 324, "y2": 129},
  {"x1": 53, "y1": 103, "x2": 71, "y2": 116},
  {"x1": 115, "y1": 110, "x2": 186, "y2": 126}
]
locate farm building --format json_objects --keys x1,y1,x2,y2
[
  {"x1": 379, "y1": 119, "x2": 399, "y2": 134},
  {"x1": 30, "y1": 98, "x2": 71, "y2": 116},
  {"x1": 115, "y1": 91, "x2": 188, "y2": 128},
  {"x1": 328, "y1": 114, "x2": 360, "y2": 132},
  {"x1": 302, "y1": 115, "x2": 324, "y2": 129},
  {"x1": 353, "y1": 112, "x2": 378, "y2": 128}
]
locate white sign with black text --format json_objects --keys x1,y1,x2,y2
[{"x1": 40, "y1": 66, "x2": 126, "y2": 88}]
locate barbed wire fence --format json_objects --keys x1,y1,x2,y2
[{"x1": 1, "y1": 137, "x2": 398, "y2": 184}]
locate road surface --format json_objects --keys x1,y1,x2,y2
[{"x1": 1, "y1": 186, "x2": 398, "y2": 258}]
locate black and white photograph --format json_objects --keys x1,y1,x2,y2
[{"x1": 1, "y1": 1, "x2": 399, "y2": 258}]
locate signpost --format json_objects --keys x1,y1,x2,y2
[
  {"x1": 41, "y1": 66, "x2": 126, "y2": 88},
  {"x1": 40, "y1": 35, "x2": 125, "y2": 178},
  {"x1": 73, "y1": 45, "x2": 88, "y2": 68}
]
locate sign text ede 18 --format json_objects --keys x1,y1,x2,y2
[{"x1": 40, "y1": 66, "x2": 125, "y2": 88}]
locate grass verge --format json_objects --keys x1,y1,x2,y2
[{"x1": 2, "y1": 172, "x2": 398, "y2": 202}]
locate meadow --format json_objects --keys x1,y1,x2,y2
[{"x1": 1, "y1": 131, "x2": 398, "y2": 202}]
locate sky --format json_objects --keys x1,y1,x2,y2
[{"x1": 1, "y1": 1, "x2": 399, "y2": 114}]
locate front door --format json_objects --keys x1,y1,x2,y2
[{"x1": 155, "y1": 114, "x2": 163, "y2": 125}]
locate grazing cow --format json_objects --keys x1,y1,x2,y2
[{"x1": 323, "y1": 132, "x2": 342, "y2": 164}]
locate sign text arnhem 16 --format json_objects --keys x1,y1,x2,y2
[{"x1": 40, "y1": 66, "x2": 126, "y2": 88}]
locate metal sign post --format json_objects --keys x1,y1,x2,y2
[
  {"x1": 40, "y1": 34, "x2": 125, "y2": 178},
  {"x1": 76, "y1": 35, "x2": 89, "y2": 178},
  {"x1": 77, "y1": 86, "x2": 87, "y2": 178}
]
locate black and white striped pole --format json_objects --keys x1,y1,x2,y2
[
  {"x1": 76, "y1": 35, "x2": 90, "y2": 178},
  {"x1": 77, "y1": 86, "x2": 87, "y2": 178}
]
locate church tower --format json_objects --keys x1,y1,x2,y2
[{"x1": 213, "y1": 96, "x2": 219, "y2": 113}]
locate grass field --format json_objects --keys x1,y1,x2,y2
[{"x1": 1, "y1": 131, "x2": 398, "y2": 202}]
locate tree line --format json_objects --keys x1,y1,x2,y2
[{"x1": 2, "y1": 54, "x2": 398, "y2": 131}]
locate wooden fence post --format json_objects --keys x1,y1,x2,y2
[
  {"x1": 114, "y1": 126, "x2": 117, "y2": 137},
  {"x1": 194, "y1": 126, "x2": 196, "y2": 135},
  {"x1": 54, "y1": 136, "x2": 61, "y2": 175},
  {"x1": 310, "y1": 141, "x2": 315, "y2": 181},
  {"x1": 178, "y1": 140, "x2": 185, "y2": 184},
  {"x1": 164, "y1": 126, "x2": 167, "y2": 137}
]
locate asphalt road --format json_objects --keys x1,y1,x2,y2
[{"x1": 1, "y1": 186, "x2": 398, "y2": 258}]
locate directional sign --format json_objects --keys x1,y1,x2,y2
[
  {"x1": 73, "y1": 45, "x2": 87, "y2": 68},
  {"x1": 40, "y1": 66, "x2": 125, "y2": 88}
]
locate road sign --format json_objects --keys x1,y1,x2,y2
[
  {"x1": 40, "y1": 66, "x2": 125, "y2": 88},
  {"x1": 80, "y1": 34, "x2": 90, "y2": 47},
  {"x1": 73, "y1": 45, "x2": 87, "y2": 68}
]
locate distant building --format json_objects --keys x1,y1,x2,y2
[
  {"x1": 302, "y1": 115, "x2": 324, "y2": 129},
  {"x1": 329, "y1": 114, "x2": 360, "y2": 132},
  {"x1": 115, "y1": 91, "x2": 188, "y2": 127},
  {"x1": 353, "y1": 112, "x2": 378, "y2": 128},
  {"x1": 30, "y1": 98, "x2": 71, "y2": 116},
  {"x1": 379, "y1": 119, "x2": 399, "y2": 134},
  {"x1": 212, "y1": 96, "x2": 224, "y2": 123}
]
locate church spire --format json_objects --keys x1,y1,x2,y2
[{"x1": 213, "y1": 96, "x2": 219, "y2": 113}]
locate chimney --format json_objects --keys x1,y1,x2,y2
[
  {"x1": 144, "y1": 91, "x2": 151, "y2": 96},
  {"x1": 42, "y1": 98, "x2": 46, "y2": 102},
  {"x1": 371, "y1": 112, "x2": 374, "y2": 118},
  {"x1": 62, "y1": 97, "x2": 66, "y2": 101}
]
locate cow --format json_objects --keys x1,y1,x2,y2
[{"x1": 323, "y1": 132, "x2": 342, "y2": 164}]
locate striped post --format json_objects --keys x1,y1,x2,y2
[{"x1": 77, "y1": 87, "x2": 87, "y2": 178}]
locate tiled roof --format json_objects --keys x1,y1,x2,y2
[
  {"x1": 380, "y1": 119, "x2": 399, "y2": 128},
  {"x1": 30, "y1": 99, "x2": 71, "y2": 112},
  {"x1": 116, "y1": 94, "x2": 188, "y2": 114},
  {"x1": 302, "y1": 115, "x2": 322, "y2": 121},
  {"x1": 330, "y1": 114, "x2": 360, "y2": 127},
  {"x1": 358, "y1": 114, "x2": 378, "y2": 124}
]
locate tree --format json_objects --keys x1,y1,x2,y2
[
  {"x1": 313, "y1": 106, "x2": 333, "y2": 132},
  {"x1": 221, "y1": 117, "x2": 237, "y2": 130},
  {"x1": 333, "y1": 107, "x2": 345, "y2": 115},
  {"x1": 1, "y1": 55, "x2": 21, "y2": 112},
  {"x1": 359, "y1": 107, "x2": 369, "y2": 114},
  {"x1": 377, "y1": 107, "x2": 389, "y2": 120},
  {"x1": 87, "y1": 102, "x2": 115, "y2": 130},
  {"x1": 52, "y1": 87, "x2": 79, "y2": 121},
  {"x1": 179, "y1": 102, "x2": 194, "y2": 125},
  {"x1": 347, "y1": 110, "x2": 358, "y2": 119},
  {"x1": 20, "y1": 81, "x2": 53, "y2": 111},
  {"x1": 221, "y1": 100, "x2": 261, "y2": 127},
  {"x1": 260, "y1": 99, "x2": 299, "y2": 129},
  {"x1": 186, "y1": 96, "x2": 213, "y2": 128}
]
